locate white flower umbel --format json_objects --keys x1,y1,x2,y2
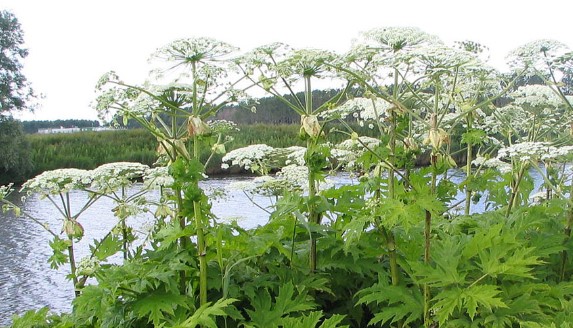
[
  {"x1": 332, "y1": 136, "x2": 380, "y2": 169},
  {"x1": 0, "y1": 183, "x2": 13, "y2": 201},
  {"x1": 276, "y1": 165, "x2": 309, "y2": 190},
  {"x1": 221, "y1": 144, "x2": 276, "y2": 173},
  {"x1": 320, "y1": 97, "x2": 392, "y2": 123},
  {"x1": 76, "y1": 256, "x2": 100, "y2": 276},
  {"x1": 496, "y1": 142, "x2": 573, "y2": 163},
  {"x1": 511, "y1": 84, "x2": 562, "y2": 109},
  {"x1": 143, "y1": 167, "x2": 174, "y2": 189},
  {"x1": 284, "y1": 146, "x2": 306, "y2": 166},
  {"x1": 506, "y1": 39, "x2": 569, "y2": 74},
  {"x1": 207, "y1": 120, "x2": 239, "y2": 134},
  {"x1": 91, "y1": 162, "x2": 149, "y2": 193},
  {"x1": 359, "y1": 27, "x2": 441, "y2": 53},
  {"x1": 21, "y1": 168, "x2": 93, "y2": 197},
  {"x1": 472, "y1": 156, "x2": 512, "y2": 174}
]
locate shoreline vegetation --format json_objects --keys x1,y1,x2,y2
[
  {"x1": 3, "y1": 29, "x2": 573, "y2": 327},
  {"x1": 23, "y1": 123, "x2": 383, "y2": 178}
]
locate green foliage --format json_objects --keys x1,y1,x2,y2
[
  {"x1": 0, "y1": 118, "x2": 33, "y2": 184},
  {"x1": 26, "y1": 129, "x2": 157, "y2": 177},
  {"x1": 10, "y1": 30, "x2": 573, "y2": 328},
  {"x1": 0, "y1": 10, "x2": 36, "y2": 115}
]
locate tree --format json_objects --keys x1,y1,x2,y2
[
  {"x1": 0, "y1": 10, "x2": 35, "y2": 115},
  {"x1": 0, "y1": 11, "x2": 35, "y2": 184}
]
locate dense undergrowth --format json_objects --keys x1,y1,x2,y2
[{"x1": 3, "y1": 28, "x2": 573, "y2": 328}]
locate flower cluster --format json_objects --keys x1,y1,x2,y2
[
  {"x1": 283, "y1": 146, "x2": 306, "y2": 166},
  {"x1": 321, "y1": 97, "x2": 391, "y2": 124},
  {"x1": 511, "y1": 84, "x2": 562, "y2": 109},
  {"x1": 360, "y1": 27, "x2": 441, "y2": 52},
  {"x1": 76, "y1": 256, "x2": 100, "y2": 276},
  {"x1": 276, "y1": 48, "x2": 339, "y2": 80},
  {"x1": 143, "y1": 167, "x2": 174, "y2": 189},
  {"x1": 150, "y1": 37, "x2": 238, "y2": 65},
  {"x1": 91, "y1": 162, "x2": 149, "y2": 192},
  {"x1": 331, "y1": 136, "x2": 381, "y2": 170},
  {"x1": 506, "y1": 39, "x2": 569, "y2": 73},
  {"x1": 497, "y1": 142, "x2": 573, "y2": 162},
  {"x1": 276, "y1": 165, "x2": 309, "y2": 190},
  {"x1": 21, "y1": 169, "x2": 93, "y2": 197},
  {"x1": 221, "y1": 144, "x2": 276, "y2": 173},
  {"x1": 227, "y1": 175, "x2": 297, "y2": 197},
  {"x1": 0, "y1": 183, "x2": 13, "y2": 201},
  {"x1": 207, "y1": 119, "x2": 239, "y2": 134},
  {"x1": 471, "y1": 156, "x2": 512, "y2": 174},
  {"x1": 473, "y1": 142, "x2": 573, "y2": 175}
]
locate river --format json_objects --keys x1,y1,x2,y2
[{"x1": 0, "y1": 170, "x2": 541, "y2": 325}]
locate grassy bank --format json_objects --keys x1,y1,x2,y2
[
  {"x1": 26, "y1": 124, "x2": 312, "y2": 178},
  {"x1": 26, "y1": 123, "x2": 459, "y2": 180}
]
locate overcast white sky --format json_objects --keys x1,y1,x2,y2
[{"x1": 2, "y1": 0, "x2": 573, "y2": 121}]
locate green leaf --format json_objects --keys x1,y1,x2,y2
[
  {"x1": 463, "y1": 284, "x2": 507, "y2": 320},
  {"x1": 131, "y1": 292, "x2": 188, "y2": 326},
  {"x1": 174, "y1": 298, "x2": 238, "y2": 328},
  {"x1": 245, "y1": 283, "x2": 316, "y2": 327},
  {"x1": 432, "y1": 287, "x2": 463, "y2": 325},
  {"x1": 461, "y1": 129, "x2": 486, "y2": 145},
  {"x1": 320, "y1": 314, "x2": 348, "y2": 328},
  {"x1": 357, "y1": 284, "x2": 424, "y2": 326},
  {"x1": 48, "y1": 236, "x2": 70, "y2": 269}
]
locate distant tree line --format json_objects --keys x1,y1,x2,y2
[{"x1": 21, "y1": 119, "x2": 100, "y2": 134}]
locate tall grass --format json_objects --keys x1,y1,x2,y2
[{"x1": 27, "y1": 124, "x2": 352, "y2": 178}]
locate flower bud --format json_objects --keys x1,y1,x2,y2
[
  {"x1": 426, "y1": 128, "x2": 449, "y2": 150},
  {"x1": 187, "y1": 116, "x2": 210, "y2": 137},
  {"x1": 211, "y1": 143, "x2": 226, "y2": 155},
  {"x1": 446, "y1": 154, "x2": 457, "y2": 168},
  {"x1": 63, "y1": 219, "x2": 84, "y2": 239},
  {"x1": 403, "y1": 137, "x2": 419, "y2": 152},
  {"x1": 301, "y1": 115, "x2": 321, "y2": 138}
]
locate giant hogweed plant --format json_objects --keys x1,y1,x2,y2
[
  {"x1": 7, "y1": 31, "x2": 573, "y2": 328},
  {"x1": 94, "y1": 37, "x2": 254, "y2": 306},
  {"x1": 235, "y1": 44, "x2": 351, "y2": 272},
  {"x1": 0, "y1": 162, "x2": 153, "y2": 299},
  {"x1": 325, "y1": 27, "x2": 532, "y2": 327}
]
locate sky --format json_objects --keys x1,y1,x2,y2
[{"x1": 1, "y1": 0, "x2": 573, "y2": 122}]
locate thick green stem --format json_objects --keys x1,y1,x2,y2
[
  {"x1": 121, "y1": 187, "x2": 128, "y2": 261},
  {"x1": 68, "y1": 240, "x2": 79, "y2": 297},
  {"x1": 122, "y1": 218, "x2": 128, "y2": 261},
  {"x1": 176, "y1": 188, "x2": 188, "y2": 295},
  {"x1": 423, "y1": 155, "x2": 438, "y2": 327},
  {"x1": 505, "y1": 166, "x2": 526, "y2": 218},
  {"x1": 560, "y1": 180, "x2": 573, "y2": 281},
  {"x1": 194, "y1": 199, "x2": 208, "y2": 305},
  {"x1": 193, "y1": 133, "x2": 208, "y2": 305},
  {"x1": 307, "y1": 140, "x2": 320, "y2": 272},
  {"x1": 464, "y1": 114, "x2": 473, "y2": 215},
  {"x1": 304, "y1": 75, "x2": 320, "y2": 273}
]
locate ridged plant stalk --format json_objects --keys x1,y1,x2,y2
[
  {"x1": 386, "y1": 70, "x2": 400, "y2": 288},
  {"x1": 505, "y1": 165, "x2": 527, "y2": 218},
  {"x1": 464, "y1": 112, "x2": 474, "y2": 215},
  {"x1": 560, "y1": 180, "x2": 573, "y2": 281},
  {"x1": 193, "y1": 133, "x2": 208, "y2": 305},
  {"x1": 56, "y1": 192, "x2": 100, "y2": 296},
  {"x1": 305, "y1": 75, "x2": 321, "y2": 273},
  {"x1": 187, "y1": 60, "x2": 208, "y2": 305}
]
